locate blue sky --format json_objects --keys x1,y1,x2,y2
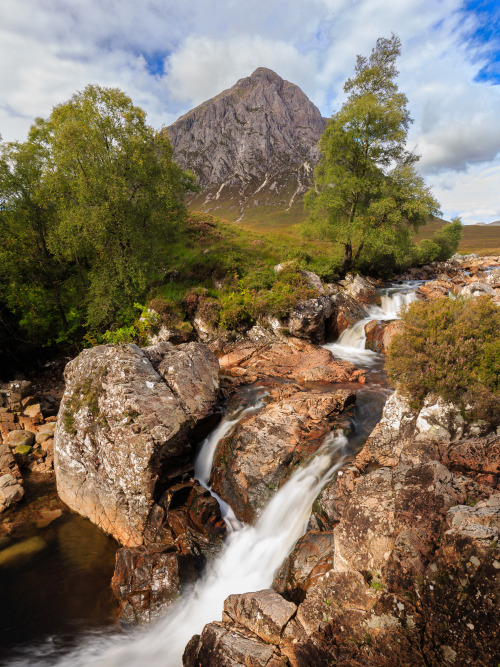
[{"x1": 1, "y1": 0, "x2": 499, "y2": 223}]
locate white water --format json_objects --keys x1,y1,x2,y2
[
  {"x1": 325, "y1": 283, "x2": 418, "y2": 368},
  {"x1": 194, "y1": 389, "x2": 267, "y2": 533},
  {"x1": 45, "y1": 433, "x2": 346, "y2": 667}
]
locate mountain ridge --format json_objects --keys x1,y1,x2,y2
[{"x1": 166, "y1": 67, "x2": 325, "y2": 223}]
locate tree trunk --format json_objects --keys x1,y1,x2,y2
[{"x1": 341, "y1": 243, "x2": 353, "y2": 275}]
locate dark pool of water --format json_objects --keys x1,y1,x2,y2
[{"x1": 0, "y1": 480, "x2": 118, "y2": 662}]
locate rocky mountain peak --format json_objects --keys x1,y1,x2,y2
[{"x1": 166, "y1": 68, "x2": 326, "y2": 222}]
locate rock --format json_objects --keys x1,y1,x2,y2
[
  {"x1": 459, "y1": 282, "x2": 496, "y2": 297},
  {"x1": 416, "y1": 279, "x2": 453, "y2": 300},
  {"x1": 5, "y1": 430, "x2": 35, "y2": 449},
  {"x1": 417, "y1": 505, "x2": 500, "y2": 665},
  {"x1": 111, "y1": 545, "x2": 198, "y2": 624},
  {"x1": 183, "y1": 622, "x2": 284, "y2": 667},
  {"x1": 0, "y1": 473, "x2": 24, "y2": 512},
  {"x1": 274, "y1": 531, "x2": 335, "y2": 603},
  {"x1": 486, "y1": 267, "x2": 500, "y2": 288},
  {"x1": 339, "y1": 273, "x2": 377, "y2": 304},
  {"x1": 364, "y1": 319, "x2": 401, "y2": 354},
  {"x1": 55, "y1": 342, "x2": 219, "y2": 546},
  {"x1": 324, "y1": 288, "x2": 368, "y2": 339},
  {"x1": 211, "y1": 389, "x2": 355, "y2": 523},
  {"x1": 415, "y1": 394, "x2": 465, "y2": 441},
  {"x1": 223, "y1": 590, "x2": 297, "y2": 644},
  {"x1": 218, "y1": 339, "x2": 365, "y2": 386},
  {"x1": 286, "y1": 296, "x2": 334, "y2": 343},
  {"x1": 0, "y1": 444, "x2": 22, "y2": 481}
]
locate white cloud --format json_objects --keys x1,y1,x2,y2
[
  {"x1": 0, "y1": 0, "x2": 499, "y2": 222},
  {"x1": 428, "y1": 160, "x2": 500, "y2": 224},
  {"x1": 164, "y1": 35, "x2": 317, "y2": 107}
]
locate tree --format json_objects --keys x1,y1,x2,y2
[
  {"x1": 0, "y1": 85, "x2": 197, "y2": 340},
  {"x1": 44, "y1": 85, "x2": 197, "y2": 327},
  {"x1": 0, "y1": 127, "x2": 78, "y2": 344},
  {"x1": 305, "y1": 35, "x2": 440, "y2": 274}
]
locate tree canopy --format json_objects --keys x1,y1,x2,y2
[
  {"x1": 305, "y1": 34, "x2": 440, "y2": 274},
  {"x1": 0, "y1": 85, "x2": 196, "y2": 347}
]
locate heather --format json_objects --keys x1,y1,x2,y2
[{"x1": 386, "y1": 295, "x2": 500, "y2": 421}]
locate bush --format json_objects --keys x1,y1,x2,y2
[
  {"x1": 386, "y1": 296, "x2": 500, "y2": 422},
  {"x1": 217, "y1": 266, "x2": 320, "y2": 331}
]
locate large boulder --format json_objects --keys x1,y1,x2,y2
[
  {"x1": 218, "y1": 339, "x2": 366, "y2": 386},
  {"x1": 339, "y1": 273, "x2": 377, "y2": 304},
  {"x1": 54, "y1": 342, "x2": 219, "y2": 546},
  {"x1": 210, "y1": 389, "x2": 356, "y2": 523}
]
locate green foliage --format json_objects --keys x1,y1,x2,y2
[
  {"x1": 217, "y1": 266, "x2": 319, "y2": 331},
  {"x1": 387, "y1": 296, "x2": 500, "y2": 421},
  {"x1": 415, "y1": 217, "x2": 463, "y2": 264},
  {"x1": 305, "y1": 34, "x2": 440, "y2": 274},
  {"x1": 0, "y1": 84, "x2": 195, "y2": 352}
]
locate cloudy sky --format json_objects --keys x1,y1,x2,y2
[{"x1": 1, "y1": 0, "x2": 499, "y2": 223}]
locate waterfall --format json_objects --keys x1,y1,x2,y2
[
  {"x1": 194, "y1": 388, "x2": 267, "y2": 533},
  {"x1": 40, "y1": 434, "x2": 346, "y2": 667},
  {"x1": 324, "y1": 283, "x2": 418, "y2": 368}
]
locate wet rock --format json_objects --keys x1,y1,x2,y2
[
  {"x1": 183, "y1": 622, "x2": 285, "y2": 667},
  {"x1": 364, "y1": 319, "x2": 401, "y2": 354},
  {"x1": 5, "y1": 430, "x2": 35, "y2": 449},
  {"x1": 223, "y1": 590, "x2": 297, "y2": 644},
  {"x1": 54, "y1": 342, "x2": 219, "y2": 546},
  {"x1": 274, "y1": 531, "x2": 335, "y2": 602},
  {"x1": 112, "y1": 545, "x2": 198, "y2": 624},
  {"x1": 0, "y1": 473, "x2": 24, "y2": 512},
  {"x1": 211, "y1": 389, "x2": 355, "y2": 523},
  {"x1": 459, "y1": 282, "x2": 496, "y2": 297},
  {"x1": 325, "y1": 288, "x2": 368, "y2": 340}
]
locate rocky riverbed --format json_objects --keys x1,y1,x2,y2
[{"x1": 1, "y1": 253, "x2": 499, "y2": 665}]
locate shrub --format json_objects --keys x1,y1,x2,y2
[{"x1": 386, "y1": 295, "x2": 500, "y2": 422}]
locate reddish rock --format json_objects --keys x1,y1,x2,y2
[
  {"x1": 112, "y1": 545, "x2": 198, "y2": 624},
  {"x1": 219, "y1": 339, "x2": 365, "y2": 386},
  {"x1": 274, "y1": 531, "x2": 335, "y2": 602},
  {"x1": 211, "y1": 389, "x2": 355, "y2": 523},
  {"x1": 364, "y1": 320, "x2": 401, "y2": 354}
]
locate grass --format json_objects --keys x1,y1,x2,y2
[
  {"x1": 194, "y1": 205, "x2": 500, "y2": 256},
  {"x1": 413, "y1": 217, "x2": 500, "y2": 255}
]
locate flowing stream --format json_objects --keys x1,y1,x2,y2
[
  {"x1": 325, "y1": 283, "x2": 419, "y2": 369},
  {"x1": 6, "y1": 281, "x2": 420, "y2": 667}
]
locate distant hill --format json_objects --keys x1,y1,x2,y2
[
  {"x1": 167, "y1": 67, "x2": 325, "y2": 224},
  {"x1": 475, "y1": 220, "x2": 500, "y2": 226}
]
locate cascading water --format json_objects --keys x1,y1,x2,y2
[
  {"x1": 194, "y1": 388, "x2": 268, "y2": 533},
  {"x1": 20, "y1": 433, "x2": 347, "y2": 667},
  {"x1": 6, "y1": 280, "x2": 422, "y2": 667},
  {"x1": 325, "y1": 282, "x2": 418, "y2": 368}
]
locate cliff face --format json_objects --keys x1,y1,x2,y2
[{"x1": 166, "y1": 67, "x2": 326, "y2": 222}]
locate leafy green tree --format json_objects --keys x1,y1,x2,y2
[
  {"x1": 0, "y1": 84, "x2": 197, "y2": 346},
  {"x1": 43, "y1": 85, "x2": 197, "y2": 328},
  {"x1": 305, "y1": 35, "x2": 440, "y2": 274},
  {"x1": 0, "y1": 129, "x2": 79, "y2": 344}
]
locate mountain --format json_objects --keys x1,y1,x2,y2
[{"x1": 166, "y1": 67, "x2": 326, "y2": 225}]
